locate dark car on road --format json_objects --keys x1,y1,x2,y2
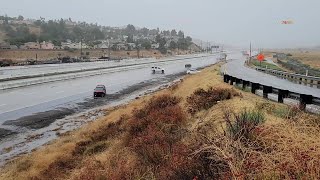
[{"x1": 94, "y1": 85, "x2": 106, "y2": 97}]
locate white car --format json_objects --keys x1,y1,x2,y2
[
  {"x1": 151, "y1": 66, "x2": 165, "y2": 74},
  {"x1": 186, "y1": 69, "x2": 200, "y2": 74}
]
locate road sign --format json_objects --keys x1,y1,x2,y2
[{"x1": 257, "y1": 54, "x2": 265, "y2": 62}]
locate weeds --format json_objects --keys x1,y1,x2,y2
[
  {"x1": 273, "y1": 105, "x2": 301, "y2": 120},
  {"x1": 225, "y1": 109, "x2": 265, "y2": 141},
  {"x1": 187, "y1": 87, "x2": 241, "y2": 115}
]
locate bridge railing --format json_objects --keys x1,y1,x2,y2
[
  {"x1": 255, "y1": 67, "x2": 320, "y2": 88},
  {"x1": 223, "y1": 74, "x2": 320, "y2": 114}
]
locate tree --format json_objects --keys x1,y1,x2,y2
[
  {"x1": 178, "y1": 30, "x2": 184, "y2": 38},
  {"x1": 185, "y1": 36, "x2": 193, "y2": 46},
  {"x1": 158, "y1": 37, "x2": 167, "y2": 54},
  {"x1": 141, "y1": 41, "x2": 151, "y2": 50},
  {"x1": 18, "y1": 15, "x2": 24, "y2": 21},
  {"x1": 140, "y1": 27, "x2": 149, "y2": 36},
  {"x1": 171, "y1": 29, "x2": 177, "y2": 36},
  {"x1": 177, "y1": 38, "x2": 188, "y2": 50},
  {"x1": 126, "y1": 34, "x2": 134, "y2": 43},
  {"x1": 155, "y1": 34, "x2": 161, "y2": 43},
  {"x1": 125, "y1": 24, "x2": 136, "y2": 35},
  {"x1": 169, "y1": 41, "x2": 177, "y2": 50}
]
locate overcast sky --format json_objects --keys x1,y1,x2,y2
[{"x1": 1, "y1": 0, "x2": 320, "y2": 48}]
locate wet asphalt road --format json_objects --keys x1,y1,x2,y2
[
  {"x1": 223, "y1": 53, "x2": 320, "y2": 98},
  {"x1": 0, "y1": 55, "x2": 218, "y2": 124}
]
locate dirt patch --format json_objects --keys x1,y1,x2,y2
[
  {"x1": 3, "y1": 108, "x2": 75, "y2": 129},
  {"x1": 0, "y1": 128, "x2": 16, "y2": 139}
]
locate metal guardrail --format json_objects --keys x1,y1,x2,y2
[
  {"x1": 223, "y1": 74, "x2": 320, "y2": 111},
  {"x1": 255, "y1": 67, "x2": 320, "y2": 87}
]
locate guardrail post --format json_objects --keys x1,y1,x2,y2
[
  {"x1": 263, "y1": 85, "x2": 272, "y2": 99},
  {"x1": 230, "y1": 76, "x2": 235, "y2": 85},
  {"x1": 242, "y1": 80, "x2": 249, "y2": 90},
  {"x1": 251, "y1": 83, "x2": 260, "y2": 94},
  {"x1": 299, "y1": 94, "x2": 313, "y2": 110},
  {"x1": 223, "y1": 75, "x2": 229, "y2": 83},
  {"x1": 235, "y1": 78, "x2": 241, "y2": 86},
  {"x1": 278, "y1": 89, "x2": 289, "y2": 103}
]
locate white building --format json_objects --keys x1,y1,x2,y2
[{"x1": 151, "y1": 43, "x2": 159, "y2": 49}]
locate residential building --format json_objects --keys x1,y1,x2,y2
[
  {"x1": 10, "y1": 45, "x2": 18, "y2": 49},
  {"x1": 21, "y1": 42, "x2": 40, "y2": 49},
  {"x1": 0, "y1": 43, "x2": 11, "y2": 49},
  {"x1": 151, "y1": 43, "x2": 159, "y2": 49},
  {"x1": 94, "y1": 42, "x2": 109, "y2": 49},
  {"x1": 116, "y1": 43, "x2": 127, "y2": 50},
  {"x1": 61, "y1": 42, "x2": 88, "y2": 49},
  {"x1": 40, "y1": 41, "x2": 54, "y2": 49},
  {"x1": 127, "y1": 43, "x2": 136, "y2": 50}
]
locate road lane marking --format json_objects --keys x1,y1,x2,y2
[
  {"x1": 55, "y1": 91, "x2": 65, "y2": 94},
  {"x1": 0, "y1": 104, "x2": 6, "y2": 107}
]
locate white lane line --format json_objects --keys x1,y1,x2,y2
[
  {"x1": 55, "y1": 91, "x2": 65, "y2": 94},
  {"x1": 19, "y1": 92, "x2": 36, "y2": 95},
  {"x1": 0, "y1": 104, "x2": 6, "y2": 107}
]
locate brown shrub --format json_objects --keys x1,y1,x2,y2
[{"x1": 187, "y1": 87, "x2": 241, "y2": 115}]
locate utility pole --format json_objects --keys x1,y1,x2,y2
[
  {"x1": 249, "y1": 42, "x2": 252, "y2": 63},
  {"x1": 108, "y1": 39, "x2": 111, "y2": 59},
  {"x1": 80, "y1": 38, "x2": 83, "y2": 59}
]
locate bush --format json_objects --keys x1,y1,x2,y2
[
  {"x1": 225, "y1": 109, "x2": 265, "y2": 142},
  {"x1": 187, "y1": 87, "x2": 241, "y2": 115},
  {"x1": 273, "y1": 105, "x2": 301, "y2": 120}
]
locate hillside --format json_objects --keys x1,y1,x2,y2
[
  {"x1": 0, "y1": 15, "x2": 199, "y2": 53},
  {"x1": 1, "y1": 63, "x2": 319, "y2": 179}
]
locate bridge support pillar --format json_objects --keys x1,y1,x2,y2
[
  {"x1": 278, "y1": 90, "x2": 289, "y2": 103},
  {"x1": 299, "y1": 94, "x2": 313, "y2": 110},
  {"x1": 263, "y1": 85, "x2": 272, "y2": 99}
]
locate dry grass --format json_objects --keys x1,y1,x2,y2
[
  {"x1": 269, "y1": 50, "x2": 320, "y2": 69},
  {"x1": 1, "y1": 62, "x2": 320, "y2": 179}
]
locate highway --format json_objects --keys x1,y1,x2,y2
[
  {"x1": 0, "y1": 55, "x2": 218, "y2": 125},
  {"x1": 223, "y1": 53, "x2": 320, "y2": 98}
]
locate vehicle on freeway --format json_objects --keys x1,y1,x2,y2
[
  {"x1": 94, "y1": 85, "x2": 106, "y2": 97},
  {"x1": 151, "y1": 66, "x2": 165, "y2": 74},
  {"x1": 185, "y1": 64, "x2": 192, "y2": 68},
  {"x1": 186, "y1": 68, "x2": 200, "y2": 74},
  {"x1": 217, "y1": 53, "x2": 227, "y2": 61}
]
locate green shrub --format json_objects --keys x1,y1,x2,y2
[{"x1": 225, "y1": 109, "x2": 265, "y2": 141}]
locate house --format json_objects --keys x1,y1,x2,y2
[
  {"x1": 0, "y1": 43, "x2": 11, "y2": 49},
  {"x1": 151, "y1": 43, "x2": 159, "y2": 49},
  {"x1": 127, "y1": 43, "x2": 136, "y2": 50},
  {"x1": 94, "y1": 42, "x2": 109, "y2": 49},
  {"x1": 40, "y1": 41, "x2": 54, "y2": 49},
  {"x1": 21, "y1": 42, "x2": 40, "y2": 49},
  {"x1": 116, "y1": 43, "x2": 127, "y2": 50},
  {"x1": 0, "y1": 20, "x2": 4, "y2": 24},
  {"x1": 61, "y1": 42, "x2": 88, "y2": 49},
  {"x1": 10, "y1": 45, "x2": 18, "y2": 49}
]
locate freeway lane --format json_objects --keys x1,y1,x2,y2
[
  {"x1": 223, "y1": 52, "x2": 320, "y2": 98},
  {"x1": 0, "y1": 55, "x2": 218, "y2": 124}
]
